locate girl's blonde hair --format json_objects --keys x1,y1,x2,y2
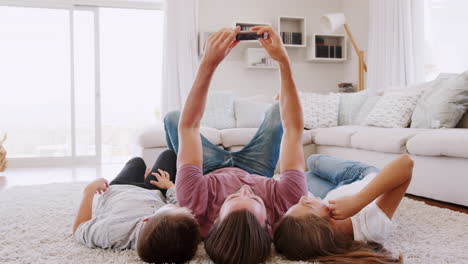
[{"x1": 273, "y1": 214, "x2": 402, "y2": 264}]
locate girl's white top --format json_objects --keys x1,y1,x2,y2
[{"x1": 322, "y1": 173, "x2": 395, "y2": 243}]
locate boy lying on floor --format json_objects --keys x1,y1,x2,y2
[{"x1": 72, "y1": 153, "x2": 201, "y2": 264}]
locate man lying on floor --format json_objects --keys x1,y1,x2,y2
[{"x1": 72, "y1": 151, "x2": 201, "y2": 264}]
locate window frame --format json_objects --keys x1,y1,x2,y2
[
  {"x1": 1, "y1": 1, "x2": 164, "y2": 167},
  {"x1": 0, "y1": 0, "x2": 164, "y2": 10}
]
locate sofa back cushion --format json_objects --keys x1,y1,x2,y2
[
  {"x1": 299, "y1": 92, "x2": 340, "y2": 129},
  {"x1": 201, "y1": 91, "x2": 236, "y2": 129},
  {"x1": 235, "y1": 96, "x2": 272, "y2": 128},
  {"x1": 411, "y1": 71, "x2": 468, "y2": 128},
  {"x1": 338, "y1": 91, "x2": 368, "y2": 126},
  {"x1": 364, "y1": 90, "x2": 422, "y2": 128},
  {"x1": 352, "y1": 95, "x2": 381, "y2": 125}
]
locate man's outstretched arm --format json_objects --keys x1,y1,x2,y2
[
  {"x1": 252, "y1": 26, "x2": 305, "y2": 172},
  {"x1": 177, "y1": 27, "x2": 240, "y2": 169}
]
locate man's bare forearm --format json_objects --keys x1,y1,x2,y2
[
  {"x1": 179, "y1": 61, "x2": 217, "y2": 129},
  {"x1": 279, "y1": 62, "x2": 303, "y2": 132},
  {"x1": 176, "y1": 28, "x2": 239, "y2": 168}
]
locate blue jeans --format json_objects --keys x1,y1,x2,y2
[
  {"x1": 164, "y1": 103, "x2": 283, "y2": 178},
  {"x1": 306, "y1": 154, "x2": 380, "y2": 198}
]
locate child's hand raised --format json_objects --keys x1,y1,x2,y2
[
  {"x1": 85, "y1": 178, "x2": 109, "y2": 195},
  {"x1": 329, "y1": 194, "x2": 366, "y2": 220},
  {"x1": 149, "y1": 169, "x2": 175, "y2": 190}
]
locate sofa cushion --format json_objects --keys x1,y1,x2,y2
[
  {"x1": 314, "y1": 126, "x2": 363, "y2": 147},
  {"x1": 351, "y1": 127, "x2": 426, "y2": 154},
  {"x1": 220, "y1": 128, "x2": 258, "y2": 148},
  {"x1": 411, "y1": 71, "x2": 468, "y2": 128},
  {"x1": 234, "y1": 98, "x2": 271, "y2": 128},
  {"x1": 338, "y1": 91, "x2": 368, "y2": 126},
  {"x1": 200, "y1": 127, "x2": 223, "y2": 146},
  {"x1": 353, "y1": 95, "x2": 381, "y2": 125},
  {"x1": 138, "y1": 125, "x2": 166, "y2": 148},
  {"x1": 138, "y1": 125, "x2": 222, "y2": 148},
  {"x1": 407, "y1": 129, "x2": 468, "y2": 158},
  {"x1": 299, "y1": 92, "x2": 340, "y2": 129},
  {"x1": 221, "y1": 128, "x2": 315, "y2": 148},
  {"x1": 201, "y1": 91, "x2": 236, "y2": 129},
  {"x1": 364, "y1": 90, "x2": 421, "y2": 128}
]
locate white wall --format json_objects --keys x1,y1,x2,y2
[
  {"x1": 198, "y1": 0, "x2": 351, "y2": 98},
  {"x1": 198, "y1": 0, "x2": 370, "y2": 97}
]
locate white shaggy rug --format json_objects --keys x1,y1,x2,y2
[{"x1": 1, "y1": 183, "x2": 467, "y2": 264}]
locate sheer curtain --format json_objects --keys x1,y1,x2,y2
[
  {"x1": 424, "y1": 0, "x2": 468, "y2": 80},
  {"x1": 366, "y1": 0, "x2": 425, "y2": 93},
  {"x1": 161, "y1": 0, "x2": 199, "y2": 116}
]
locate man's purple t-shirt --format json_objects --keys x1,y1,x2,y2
[{"x1": 176, "y1": 164, "x2": 307, "y2": 237}]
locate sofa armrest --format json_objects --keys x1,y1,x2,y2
[{"x1": 138, "y1": 124, "x2": 167, "y2": 149}]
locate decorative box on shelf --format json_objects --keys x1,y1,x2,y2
[
  {"x1": 244, "y1": 48, "x2": 278, "y2": 69},
  {"x1": 307, "y1": 34, "x2": 347, "y2": 62},
  {"x1": 278, "y1": 16, "x2": 306, "y2": 48},
  {"x1": 338, "y1": 83, "x2": 356, "y2": 93}
]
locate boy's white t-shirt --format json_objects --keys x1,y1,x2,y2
[{"x1": 320, "y1": 173, "x2": 395, "y2": 243}]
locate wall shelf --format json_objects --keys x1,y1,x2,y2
[
  {"x1": 307, "y1": 34, "x2": 347, "y2": 62},
  {"x1": 278, "y1": 16, "x2": 306, "y2": 48},
  {"x1": 307, "y1": 57, "x2": 346, "y2": 63},
  {"x1": 244, "y1": 48, "x2": 278, "y2": 69}
]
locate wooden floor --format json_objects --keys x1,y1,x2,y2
[{"x1": 406, "y1": 194, "x2": 468, "y2": 214}]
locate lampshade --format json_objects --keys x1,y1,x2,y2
[{"x1": 320, "y1": 13, "x2": 346, "y2": 33}]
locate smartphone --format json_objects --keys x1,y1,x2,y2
[{"x1": 236, "y1": 32, "x2": 267, "y2": 41}]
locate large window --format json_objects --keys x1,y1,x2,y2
[
  {"x1": 0, "y1": 7, "x2": 72, "y2": 158},
  {"x1": 100, "y1": 8, "x2": 163, "y2": 163},
  {"x1": 424, "y1": 0, "x2": 468, "y2": 80},
  {"x1": 0, "y1": 4, "x2": 163, "y2": 165}
]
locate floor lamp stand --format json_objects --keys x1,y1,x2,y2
[{"x1": 344, "y1": 24, "x2": 367, "y2": 91}]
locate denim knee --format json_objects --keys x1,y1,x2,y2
[
  {"x1": 265, "y1": 102, "x2": 282, "y2": 127},
  {"x1": 307, "y1": 154, "x2": 324, "y2": 170},
  {"x1": 164, "y1": 111, "x2": 180, "y2": 128},
  {"x1": 267, "y1": 102, "x2": 280, "y2": 117}
]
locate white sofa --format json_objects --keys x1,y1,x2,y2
[{"x1": 138, "y1": 110, "x2": 468, "y2": 207}]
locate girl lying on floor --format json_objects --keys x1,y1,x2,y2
[
  {"x1": 72, "y1": 150, "x2": 201, "y2": 264},
  {"x1": 274, "y1": 154, "x2": 413, "y2": 264}
]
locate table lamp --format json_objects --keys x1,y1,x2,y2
[{"x1": 320, "y1": 13, "x2": 367, "y2": 91}]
